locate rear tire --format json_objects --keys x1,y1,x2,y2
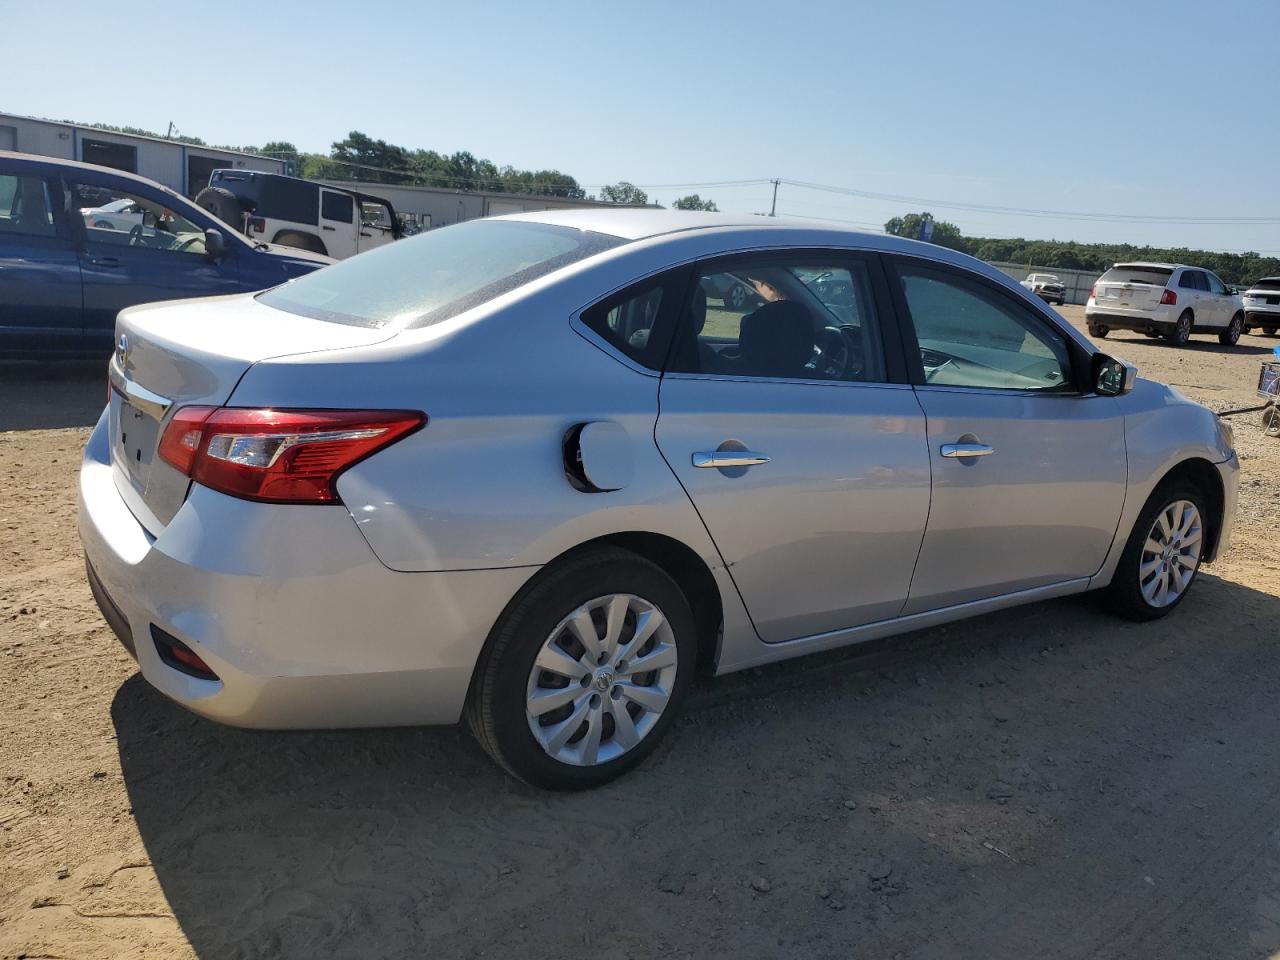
[
  {"x1": 1265, "y1": 326, "x2": 1279, "y2": 337},
  {"x1": 1103, "y1": 479, "x2": 1208, "y2": 622},
  {"x1": 1088, "y1": 324, "x2": 1109, "y2": 339},
  {"x1": 466, "y1": 547, "x2": 697, "y2": 790},
  {"x1": 194, "y1": 186, "x2": 244, "y2": 228},
  {"x1": 1219, "y1": 312, "x2": 1244, "y2": 346},
  {"x1": 1166, "y1": 310, "x2": 1193, "y2": 347}
]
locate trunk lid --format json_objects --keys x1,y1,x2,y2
[
  {"x1": 108, "y1": 293, "x2": 397, "y2": 533},
  {"x1": 1093, "y1": 280, "x2": 1164, "y2": 311}
]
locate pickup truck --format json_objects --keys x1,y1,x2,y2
[{"x1": 1020, "y1": 273, "x2": 1067, "y2": 306}]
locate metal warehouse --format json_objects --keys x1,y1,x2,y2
[
  {"x1": 321, "y1": 179, "x2": 628, "y2": 232},
  {"x1": 0, "y1": 111, "x2": 286, "y2": 198}
]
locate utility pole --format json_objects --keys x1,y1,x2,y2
[
  {"x1": 769, "y1": 178, "x2": 780, "y2": 217},
  {"x1": 166, "y1": 121, "x2": 175, "y2": 139}
]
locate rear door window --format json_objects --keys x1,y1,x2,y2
[
  {"x1": 0, "y1": 174, "x2": 56, "y2": 238},
  {"x1": 321, "y1": 191, "x2": 354, "y2": 223}
]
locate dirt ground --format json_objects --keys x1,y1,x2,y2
[{"x1": 2, "y1": 307, "x2": 1279, "y2": 959}]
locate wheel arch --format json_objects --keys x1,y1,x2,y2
[
  {"x1": 465, "y1": 531, "x2": 725, "y2": 708},
  {"x1": 1155, "y1": 457, "x2": 1226, "y2": 561},
  {"x1": 272, "y1": 229, "x2": 328, "y2": 256}
]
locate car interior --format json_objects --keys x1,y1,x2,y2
[{"x1": 71, "y1": 184, "x2": 207, "y2": 255}]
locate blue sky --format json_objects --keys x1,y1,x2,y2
[{"x1": 3, "y1": 0, "x2": 1278, "y2": 252}]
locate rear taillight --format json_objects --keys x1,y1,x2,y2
[
  {"x1": 1089, "y1": 284, "x2": 1096, "y2": 301},
  {"x1": 1161, "y1": 290, "x2": 1178, "y2": 305},
  {"x1": 158, "y1": 408, "x2": 425, "y2": 504}
]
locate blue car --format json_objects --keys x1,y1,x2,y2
[{"x1": 0, "y1": 151, "x2": 332, "y2": 358}]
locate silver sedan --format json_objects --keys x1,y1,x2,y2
[{"x1": 80, "y1": 211, "x2": 1239, "y2": 789}]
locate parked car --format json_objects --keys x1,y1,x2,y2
[
  {"x1": 1242, "y1": 277, "x2": 1280, "y2": 336},
  {"x1": 699, "y1": 271, "x2": 761, "y2": 310},
  {"x1": 0, "y1": 151, "x2": 332, "y2": 359},
  {"x1": 195, "y1": 170, "x2": 400, "y2": 259},
  {"x1": 1020, "y1": 272, "x2": 1066, "y2": 306},
  {"x1": 80, "y1": 197, "x2": 145, "y2": 231},
  {"x1": 80, "y1": 211, "x2": 1238, "y2": 789},
  {"x1": 1086, "y1": 261, "x2": 1245, "y2": 346}
]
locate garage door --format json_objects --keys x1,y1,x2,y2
[{"x1": 0, "y1": 126, "x2": 15, "y2": 151}]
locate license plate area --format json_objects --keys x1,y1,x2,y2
[{"x1": 114, "y1": 396, "x2": 161, "y2": 493}]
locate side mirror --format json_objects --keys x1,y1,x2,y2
[
  {"x1": 204, "y1": 228, "x2": 228, "y2": 261},
  {"x1": 1094, "y1": 354, "x2": 1137, "y2": 396}
]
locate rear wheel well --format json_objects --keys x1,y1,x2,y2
[
  {"x1": 1156, "y1": 458, "x2": 1225, "y2": 559},
  {"x1": 272, "y1": 230, "x2": 327, "y2": 256},
  {"x1": 579, "y1": 533, "x2": 723, "y2": 675}
]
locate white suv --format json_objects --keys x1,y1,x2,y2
[
  {"x1": 1020, "y1": 272, "x2": 1066, "y2": 306},
  {"x1": 1086, "y1": 262, "x2": 1245, "y2": 347},
  {"x1": 1242, "y1": 277, "x2": 1280, "y2": 337},
  {"x1": 195, "y1": 171, "x2": 400, "y2": 260}
]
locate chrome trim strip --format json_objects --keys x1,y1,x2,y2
[{"x1": 108, "y1": 362, "x2": 172, "y2": 422}]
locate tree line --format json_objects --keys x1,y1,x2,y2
[{"x1": 885, "y1": 212, "x2": 1280, "y2": 286}]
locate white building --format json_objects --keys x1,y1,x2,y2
[{"x1": 0, "y1": 111, "x2": 286, "y2": 198}]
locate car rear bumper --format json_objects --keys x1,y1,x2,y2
[
  {"x1": 1085, "y1": 306, "x2": 1176, "y2": 331},
  {"x1": 78, "y1": 408, "x2": 536, "y2": 729},
  {"x1": 1244, "y1": 305, "x2": 1280, "y2": 326}
]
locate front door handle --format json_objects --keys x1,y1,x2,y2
[
  {"x1": 941, "y1": 442, "x2": 995, "y2": 458},
  {"x1": 89, "y1": 256, "x2": 122, "y2": 268},
  {"x1": 322, "y1": 225, "x2": 336, "y2": 232},
  {"x1": 692, "y1": 451, "x2": 770, "y2": 468}
]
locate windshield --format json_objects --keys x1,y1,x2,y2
[
  {"x1": 258, "y1": 220, "x2": 625, "y2": 329},
  {"x1": 1100, "y1": 266, "x2": 1173, "y2": 285}
]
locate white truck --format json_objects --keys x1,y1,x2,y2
[
  {"x1": 195, "y1": 171, "x2": 400, "y2": 260},
  {"x1": 1020, "y1": 272, "x2": 1067, "y2": 306}
]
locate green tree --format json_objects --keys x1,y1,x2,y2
[
  {"x1": 672, "y1": 193, "x2": 718, "y2": 211},
  {"x1": 599, "y1": 182, "x2": 649, "y2": 205},
  {"x1": 328, "y1": 131, "x2": 413, "y2": 183},
  {"x1": 884, "y1": 212, "x2": 965, "y2": 249}
]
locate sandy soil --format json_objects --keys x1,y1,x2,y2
[{"x1": 2, "y1": 310, "x2": 1279, "y2": 959}]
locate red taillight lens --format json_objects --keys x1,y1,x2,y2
[
  {"x1": 1089, "y1": 284, "x2": 1097, "y2": 301},
  {"x1": 157, "y1": 406, "x2": 216, "y2": 474},
  {"x1": 158, "y1": 408, "x2": 425, "y2": 504},
  {"x1": 1160, "y1": 290, "x2": 1178, "y2": 306}
]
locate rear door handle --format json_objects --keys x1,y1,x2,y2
[
  {"x1": 692, "y1": 451, "x2": 770, "y2": 468},
  {"x1": 89, "y1": 256, "x2": 121, "y2": 268},
  {"x1": 941, "y1": 443, "x2": 994, "y2": 458}
]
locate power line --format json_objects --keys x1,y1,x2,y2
[{"x1": 780, "y1": 179, "x2": 1280, "y2": 226}]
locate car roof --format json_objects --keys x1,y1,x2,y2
[
  {"x1": 1249, "y1": 276, "x2": 1280, "y2": 284},
  {"x1": 492, "y1": 208, "x2": 861, "y2": 242},
  {"x1": 0, "y1": 149, "x2": 178, "y2": 190},
  {"x1": 1112, "y1": 261, "x2": 1186, "y2": 270}
]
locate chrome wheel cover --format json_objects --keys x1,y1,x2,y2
[
  {"x1": 1139, "y1": 499, "x2": 1202, "y2": 607},
  {"x1": 525, "y1": 594, "x2": 678, "y2": 767}
]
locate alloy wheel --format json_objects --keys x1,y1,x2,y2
[
  {"x1": 525, "y1": 594, "x2": 678, "y2": 767},
  {"x1": 1139, "y1": 500, "x2": 1202, "y2": 608}
]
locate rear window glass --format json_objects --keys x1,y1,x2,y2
[
  {"x1": 1252, "y1": 278, "x2": 1280, "y2": 291},
  {"x1": 258, "y1": 220, "x2": 625, "y2": 329},
  {"x1": 1099, "y1": 266, "x2": 1173, "y2": 285}
]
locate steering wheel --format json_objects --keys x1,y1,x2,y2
[
  {"x1": 175, "y1": 235, "x2": 204, "y2": 253},
  {"x1": 127, "y1": 224, "x2": 144, "y2": 247},
  {"x1": 808, "y1": 325, "x2": 866, "y2": 380}
]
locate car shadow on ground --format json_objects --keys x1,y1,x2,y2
[
  {"x1": 0, "y1": 363, "x2": 105, "y2": 431},
  {"x1": 113, "y1": 573, "x2": 1280, "y2": 958},
  {"x1": 1100, "y1": 333, "x2": 1277, "y2": 357}
]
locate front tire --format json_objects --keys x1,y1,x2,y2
[
  {"x1": 1166, "y1": 310, "x2": 1193, "y2": 347},
  {"x1": 466, "y1": 547, "x2": 697, "y2": 790},
  {"x1": 1219, "y1": 312, "x2": 1244, "y2": 346},
  {"x1": 1103, "y1": 480, "x2": 1207, "y2": 621},
  {"x1": 1088, "y1": 324, "x2": 1109, "y2": 339}
]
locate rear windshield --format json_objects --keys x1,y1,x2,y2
[
  {"x1": 1251, "y1": 278, "x2": 1280, "y2": 291},
  {"x1": 258, "y1": 220, "x2": 625, "y2": 329},
  {"x1": 1099, "y1": 266, "x2": 1173, "y2": 285}
]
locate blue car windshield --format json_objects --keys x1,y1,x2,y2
[{"x1": 258, "y1": 219, "x2": 625, "y2": 329}]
